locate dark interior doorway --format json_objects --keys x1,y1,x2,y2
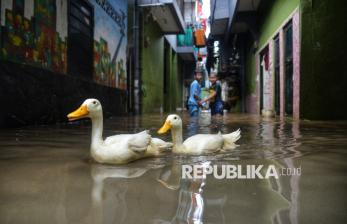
[
  {"x1": 259, "y1": 55, "x2": 264, "y2": 113},
  {"x1": 259, "y1": 46, "x2": 269, "y2": 114},
  {"x1": 274, "y1": 35, "x2": 280, "y2": 115},
  {"x1": 284, "y1": 21, "x2": 293, "y2": 115},
  {"x1": 67, "y1": 0, "x2": 94, "y2": 78}
]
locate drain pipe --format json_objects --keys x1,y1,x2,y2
[{"x1": 133, "y1": 0, "x2": 141, "y2": 115}]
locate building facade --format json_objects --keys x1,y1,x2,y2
[
  {"x1": 209, "y1": 0, "x2": 347, "y2": 120},
  {"x1": 243, "y1": 0, "x2": 301, "y2": 119}
]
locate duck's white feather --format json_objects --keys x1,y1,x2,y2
[
  {"x1": 159, "y1": 114, "x2": 241, "y2": 154},
  {"x1": 222, "y1": 129, "x2": 241, "y2": 149},
  {"x1": 181, "y1": 134, "x2": 224, "y2": 154}
]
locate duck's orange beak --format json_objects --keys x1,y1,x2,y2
[
  {"x1": 67, "y1": 105, "x2": 89, "y2": 121},
  {"x1": 158, "y1": 121, "x2": 172, "y2": 134}
]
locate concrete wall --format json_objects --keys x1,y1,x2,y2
[
  {"x1": 0, "y1": 61, "x2": 127, "y2": 128},
  {"x1": 141, "y1": 12, "x2": 184, "y2": 114},
  {"x1": 300, "y1": 0, "x2": 347, "y2": 120},
  {"x1": 165, "y1": 51, "x2": 183, "y2": 112},
  {"x1": 257, "y1": 0, "x2": 300, "y2": 48},
  {"x1": 141, "y1": 15, "x2": 164, "y2": 113}
]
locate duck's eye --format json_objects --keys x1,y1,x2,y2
[
  {"x1": 93, "y1": 101, "x2": 97, "y2": 105},
  {"x1": 174, "y1": 116, "x2": 177, "y2": 120}
]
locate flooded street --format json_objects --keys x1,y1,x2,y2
[{"x1": 0, "y1": 113, "x2": 347, "y2": 224}]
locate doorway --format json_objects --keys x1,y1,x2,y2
[
  {"x1": 259, "y1": 46, "x2": 269, "y2": 114},
  {"x1": 284, "y1": 21, "x2": 293, "y2": 115},
  {"x1": 274, "y1": 35, "x2": 280, "y2": 115},
  {"x1": 259, "y1": 55, "x2": 264, "y2": 113}
]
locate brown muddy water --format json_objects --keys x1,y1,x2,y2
[{"x1": 0, "y1": 113, "x2": 346, "y2": 224}]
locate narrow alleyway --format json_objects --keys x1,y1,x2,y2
[
  {"x1": 0, "y1": 114, "x2": 346, "y2": 223},
  {"x1": 0, "y1": 0, "x2": 347, "y2": 223}
]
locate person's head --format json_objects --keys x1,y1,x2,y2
[
  {"x1": 209, "y1": 72, "x2": 218, "y2": 84},
  {"x1": 194, "y1": 70, "x2": 203, "y2": 83}
]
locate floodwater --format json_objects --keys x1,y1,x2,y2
[{"x1": 0, "y1": 113, "x2": 346, "y2": 224}]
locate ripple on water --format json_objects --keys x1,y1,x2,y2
[{"x1": 0, "y1": 114, "x2": 346, "y2": 164}]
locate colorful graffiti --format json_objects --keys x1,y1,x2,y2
[
  {"x1": 89, "y1": 0, "x2": 127, "y2": 89},
  {"x1": 0, "y1": 0, "x2": 127, "y2": 89},
  {"x1": 0, "y1": 0, "x2": 67, "y2": 73},
  {"x1": 94, "y1": 38, "x2": 115, "y2": 87},
  {"x1": 93, "y1": 37, "x2": 126, "y2": 89}
]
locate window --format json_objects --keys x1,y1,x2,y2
[{"x1": 68, "y1": 0, "x2": 94, "y2": 78}]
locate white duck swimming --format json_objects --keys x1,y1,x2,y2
[
  {"x1": 67, "y1": 99, "x2": 172, "y2": 164},
  {"x1": 158, "y1": 114, "x2": 241, "y2": 154}
]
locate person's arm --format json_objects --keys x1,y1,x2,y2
[
  {"x1": 201, "y1": 85, "x2": 217, "y2": 103},
  {"x1": 191, "y1": 82, "x2": 201, "y2": 101},
  {"x1": 194, "y1": 94, "x2": 202, "y2": 101},
  {"x1": 201, "y1": 91, "x2": 216, "y2": 104}
]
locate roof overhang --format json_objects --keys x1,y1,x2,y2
[
  {"x1": 231, "y1": 0, "x2": 261, "y2": 34},
  {"x1": 177, "y1": 46, "x2": 196, "y2": 61},
  {"x1": 139, "y1": 0, "x2": 185, "y2": 34},
  {"x1": 210, "y1": 0, "x2": 238, "y2": 36}
]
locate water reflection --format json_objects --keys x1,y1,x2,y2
[
  {"x1": 91, "y1": 164, "x2": 159, "y2": 202},
  {"x1": 153, "y1": 115, "x2": 303, "y2": 224},
  {"x1": 90, "y1": 164, "x2": 160, "y2": 224},
  {"x1": 157, "y1": 161, "x2": 207, "y2": 224},
  {"x1": 156, "y1": 159, "x2": 297, "y2": 224}
]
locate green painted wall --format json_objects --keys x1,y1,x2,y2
[
  {"x1": 300, "y1": 0, "x2": 347, "y2": 120},
  {"x1": 245, "y1": 0, "x2": 300, "y2": 95},
  {"x1": 257, "y1": 0, "x2": 300, "y2": 49},
  {"x1": 140, "y1": 13, "x2": 183, "y2": 113},
  {"x1": 169, "y1": 53, "x2": 183, "y2": 111},
  {"x1": 245, "y1": 43, "x2": 257, "y2": 95},
  {"x1": 141, "y1": 15, "x2": 164, "y2": 113},
  {"x1": 176, "y1": 57, "x2": 183, "y2": 110},
  {"x1": 163, "y1": 48, "x2": 183, "y2": 112},
  {"x1": 163, "y1": 45, "x2": 171, "y2": 112}
]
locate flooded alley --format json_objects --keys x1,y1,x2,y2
[
  {"x1": 0, "y1": 113, "x2": 346, "y2": 224},
  {"x1": 0, "y1": 0, "x2": 347, "y2": 223}
]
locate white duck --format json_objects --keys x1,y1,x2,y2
[
  {"x1": 158, "y1": 114, "x2": 241, "y2": 154},
  {"x1": 67, "y1": 99, "x2": 172, "y2": 164}
]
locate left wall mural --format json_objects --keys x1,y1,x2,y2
[
  {"x1": 0, "y1": 0, "x2": 68, "y2": 73},
  {"x1": 90, "y1": 0, "x2": 127, "y2": 89},
  {"x1": 0, "y1": 0, "x2": 127, "y2": 90}
]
